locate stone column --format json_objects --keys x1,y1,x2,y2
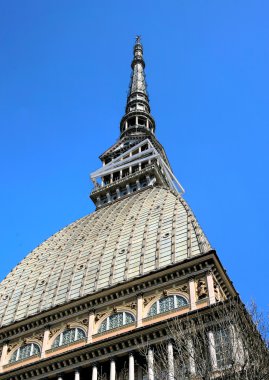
[
  {"x1": 92, "y1": 365, "x2": 98, "y2": 380},
  {"x1": 136, "y1": 294, "x2": 143, "y2": 327},
  {"x1": 116, "y1": 188, "x2": 121, "y2": 199},
  {"x1": 206, "y1": 271, "x2": 216, "y2": 305},
  {"x1": 188, "y1": 277, "x2": 196, "y2": 310},
  {"x1": 167, "y1": 342, "x2": 174, "y2": 380},
  {"x1": 187, "y1": 338, "x2": 196, "y2": 375},
  {"x1": 74, "y1": 370, "x2": 80, "y2": 380},
  {"x1": 208, "y1": 331, "x2": 217, "y2": 370},
  {"x1": 87, "y1": 311, "x2": 95, "y2": 344},
  {"x1": 106, "y1": 192, "x2": 111, "y2": 203},
  {"x1": 230, "y1": 325, "x2": 244, "y2": 366},
  {"x1": 0, "y1": 343, "x2": 8, "y2": 371},
  {"x1": 110, "y1": 359, "x2": 116, "y2": 380},
  {"x1": 148, "y1": 348, "x2": 154, "y2": 380},
  {"x1": 129, "y1": 353, "x2": 135, "y2": 380},
  {"x1": 41, "y1": 327, "x2": 50, "y2": 358}
]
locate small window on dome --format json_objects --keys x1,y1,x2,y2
[
  {"x1": 98, "y1": 312, "x2": 135, "y2": 333},
  {"x1": 138, "y1": 117, "x2": 146, "y2": 126},
  {"x1": 128, "y1": 117, "x2": 136, "y2": 127},
  {"x1": 10, "y1": 343, "x2": 40, "y2": 363},
  {"x1": 148, "y1": 295, "x2": 188, "y2": 317},
  {"x1": 52, "y1": 328, "x2": 86, "y2": 349}
]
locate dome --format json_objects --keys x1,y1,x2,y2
[{"x1": 0, "y1": 187, "x2": 211, "y2": 327}]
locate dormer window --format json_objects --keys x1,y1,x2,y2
[
  {"x1": 52, "y1": 327, "x2": 86, "y2": 348},
  {"x1": 10, "y1": 343, "x2": 40, "y2": 363},
  {"x1": 99, "y1": 312, "x2": 135, "y2": 333},
  {"x1": 148, "y1": 295, "x2": 188, "y2": 317}
]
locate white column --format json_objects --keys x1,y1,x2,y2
[
  {"x1": 137, "y1": 366, "x2": 143, "y2": 380},
  {"x1": 148, "y1": 348, "x2": 154, "y2": 380},
  {"x1": 74, "y1": 369, "x2": 80, "y2": 380},
  {"x1": 187, "y1": 338, "x2": 196, "y2": 375},
  {"x1": 206, "y1": 271, "x2": 216, "y2": 305},
  {"x1": 0, "y1": 343, "x2": 8, "y2": 371},
  {"x1": 129, "y1": 353, "x2": 135, "y2": 380},
  {"x1": 188, "y1": 277, "x2": 196, "y2": 310},
  {"x1": 92, "y1": 365, "x2": 98, "y2": 380},
  {"x1": 167, "y1": 342, "x2": 174, "y2": 380},
  {"x1": 41, "y1": 327, "x2": 50, "y2": 358},
  {"x1": 230, "y1": 325, "x2": 244, "y2": 366},
  {"x1": 58, "y1": 377, "x2": 63, "y2": 380},
  {"x1": 87, "y1": 311, "x2": 95, "y2": 343},
  {"x1": 110, "y1": 359, "x2": 116, "y2": 380},
  {"x1": 208, "y1": 331, "x2": 217, "y2": 370},
  {"x1": 136, "y1": 294, "x2": 143, "y2": 327}
]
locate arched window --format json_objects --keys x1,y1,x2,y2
[
  {"x1": 148, "y1": 295, "x2": 188, "y2": 316},
  {"x1": 52, "y1": 327, "x2": 86, "y2": 348},
  {"x1": 10, "y1": 343, "x2": 40, "y2": 363},
  {"x1": 99, "y1": 312, "x2": 135, "y2": 333}
]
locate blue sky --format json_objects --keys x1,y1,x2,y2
[{"x1": 0, "y1": 1, "x2": 268, "y2": 313}]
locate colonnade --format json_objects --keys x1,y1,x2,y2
[
  {"x1": 55, "y1": 342, "x2": 195, "y2": 380},
  {"x1": 57, "y1": 353, "x2": 137, "y2": 380}
]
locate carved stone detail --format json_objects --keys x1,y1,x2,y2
[
  {"x1": 31, "y1": 332, "x2": 44, "y2": 342},
  {"x1": 95, "y1": 312, "x2": 105, "y2": 322},
  {"x1": 7, "y1": 343, "x2": 17, "y2": 353},
  {"x1": 143, "y1": 295, "x2": 155, "y2": 306},
  {"x1": 196, "y1": 278, "x2": 208, "y2": 300},
  {"x1": 126, "y1": 302, "x2": 136, "y2": 310},
  {"x1": 49, "y1": 327, "x2": 61, "y2": 339},
  {"x1": 214, "y1": 281, "x2": 222, "y2": 302},
  {"x1": 177, "y1": 284, "x2": 188, "y2": 293}
]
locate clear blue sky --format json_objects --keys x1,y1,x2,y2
[{"x1": 0, "y1": 1, "x2": 268, "y2": 313}]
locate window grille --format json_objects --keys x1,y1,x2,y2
[
  {"x1": 10, "y1": 343, "x2": 40, "y2": 363},
  {"x1": 213, "y1": 327, "x2": 232, "y2": 368},
  {"x1": 148, "y1": 295, "x2": 188, "y2": 316},
  {"x1": 52, "y1": 327, "x2": 86, "y2": 348},
  {"x1": 99, "y1": 312, "x2": 135, "y2": 333}
]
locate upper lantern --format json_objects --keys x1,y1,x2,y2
[{"x1": 90, "y1": 38, "x2": 184, "y2": 209}]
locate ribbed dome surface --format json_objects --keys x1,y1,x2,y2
[{"x1": 0, "y1": 187, "x2": 211, "y2": 327}]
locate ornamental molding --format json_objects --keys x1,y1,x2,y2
[{"x1": 174, "y1": 284, "x2": 188, "y2": 294}]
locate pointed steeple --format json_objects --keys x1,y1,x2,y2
[
  {"x1": 129, "y1": 36, "x2": 148, "y2": 96},
  {"x1": 120, "y1": 36, "x2": 156, "y2": 137}
]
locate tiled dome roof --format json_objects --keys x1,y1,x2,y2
[{"x1": 0, "y1": 187, "x2": 211, "y2": 327}]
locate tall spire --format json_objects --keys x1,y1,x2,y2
[
  {"x1": 128, "y1": 36, "x2": 148, "y2": 97},
  {"x1": 120, "y1": 36, "x2": 155, "y2": 137}
]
